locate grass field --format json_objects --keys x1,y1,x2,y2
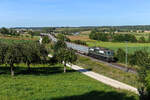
[
  {"x1": 0, "y1": 64, "x2": 138, "y2": 100},
  {"x1": 75, "y1": 55, "x2": 139, "y2": 87}
]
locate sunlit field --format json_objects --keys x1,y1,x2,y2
[{"x1": 0, "y1": 64, "x2": 138, "y2": 100}]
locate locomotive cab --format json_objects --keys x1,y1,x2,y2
[{"x1": 88, "y1": 47, "x2": 115, "y2": 62}]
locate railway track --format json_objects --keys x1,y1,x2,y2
[
  {"x1": 40, "y1": 33, "x2": 137, "y2": 74},
  {"x1": 77, "y1": 53, "x2": 137, "y2": 74}
]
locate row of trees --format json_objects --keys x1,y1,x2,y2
[
  {"x1": 116, "y1": 48, "x2": 149, "y2": 66},
  {"x1": 113, "y1": 34, "x2": 137, "y2": 42},
  {"x1": 72, "y1": 40, "x2": 87, "y2": 46},
  {"x1": 92, "y1": 26, "x2": 150, "y2": 33},
  {"x1": 89, "y1": 30, "x2": 150, "y2": 43},
  {"x1": 0, "y1": 42, "x2": 48, "y2": 76},
  {"x1": 0, "y1": 27, "x2": 19, "y2": 36},
  {"x1": 89, "y1": 30, "x2": 108, "y2": 42}
]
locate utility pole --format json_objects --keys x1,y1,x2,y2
[{"x1": 126, "y1": 41, "x2": 128, "y2": 71}]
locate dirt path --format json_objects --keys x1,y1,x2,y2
[{"x1": 66, "y1": 64, "x2": 138, "y2": 94}]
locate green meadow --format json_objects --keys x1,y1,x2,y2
[{"x1": 0, "y1": 64, "x2": 138, "y2": 100}]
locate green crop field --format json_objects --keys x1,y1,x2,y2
[{"x1": 0, "y1": 64, "x2": 138, "y2": 100}]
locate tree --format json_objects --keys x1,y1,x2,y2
[
  {"x1": 4, "y1": 43, "x2": 23, "y2": 76},
  {"x1": 42, "y1": 36, "x2": 51, "y2": 44},
  {"x1": 22, "y1": 42, "x2": 48, "y2": 70},
  {"x1": 22, "y1": 42, "x2": 39, "y2": 70},
  {"x1": 116, "y1": 48, "x2": 126, "y2": 63},
  {"x1": 0, "y1": 27, "x2": 9, "y2": 35},
  {"x1": 148, "y1": 34, "x2": 150, "y2": 43},
  {"x1": 9, "y1": 29, "x2": 18, "y2": 36},
  {"x1": 53, "y1": 40, "x2": 67, "y2": 52},
  {"x1": 89, "y1": 30, "x2": 108, "y2": 42},
  {"x1": 0, "y1": 42, "x2": 8, "y2": 65},
  {"x1": 133, "y1": 50, "x2": 149, "y2": 66},
  {"x1": 145, "y1": 73, "x2": 150, "y2": 99},
  {"x1": 139, "y1": 36, "x2": 146, "y2": 43},
  {"x1": 28, "y1": 31, "x2": 34, "y2": 37},
  {"x1": 54, "y1": 48, "x2": 77, "y2": 73},
  {"x1": 128, "y1": 54, "x2": 136, "y2": 71},
  {"x1": 132, "y1": 50, "x2": 150, "y2": 100}
]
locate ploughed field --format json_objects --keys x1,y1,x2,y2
[{"x1": 0, "y1": 64, "x2": 138, "y2": 100}]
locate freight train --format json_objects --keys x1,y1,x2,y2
[
  {"x1": 40, "y1": 33, "x2": 115, "y2": 62},
  {"x1": 66, "y1": 42, "x2": 115, "y2": 62}
]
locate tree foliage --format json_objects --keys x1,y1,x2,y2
[
  {"x1": 0, "y1": 42, "x2": 48, "y2": 76},
  {"x1": 4, "y1": 43, "x2": 23, "y2": 76},
  {"x1": 42, "y1": 36, "x2": 51, "y2": 44},
  {"x1": 54, "y1": 48, "x2": 77, "y2": 73},
  {"x1": 128, "y1": 50, "x2": 150, "y2": 100},
  {"x1": 138, "y1": 36, "x2": 146, "y2": 43},
  {"x1": 116, "y1": 48, "x2": 126, "y2": 63},
  {"x1": 53, "y1": 40, "x2": 67, "y2": 52},
  {"x1": 89, "y1": 30, "x2": 108, "y2": 41},
  {"x1": 89, "y1": 29, "x2": 137, "y2": 42},
  {"x1": 0, "y1": 42, "x2": 8, "y2": 64},
  {"x1": 113, "y1": 34, "x2": 137, "y2": 42},
  {"x1": 53, "y1": 40, "x2": 77, "y2": 73},
  {"x1": 0, "y1": 27, "x2": 18, "y2": 36}
]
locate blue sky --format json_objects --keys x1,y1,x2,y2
[{"x1": 0, "y1": 0, "x2": 150, "y2": 27}]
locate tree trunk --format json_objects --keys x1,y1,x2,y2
[
  {"x1": 64, "y1": 63, "x2": 66, "y2": 73},
  {"x1": 10, "y1": 64, "x2": 14, "y2": 76},
  {"x1": 27, "y1": 63, "x2": 30, "y2": 71}
]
